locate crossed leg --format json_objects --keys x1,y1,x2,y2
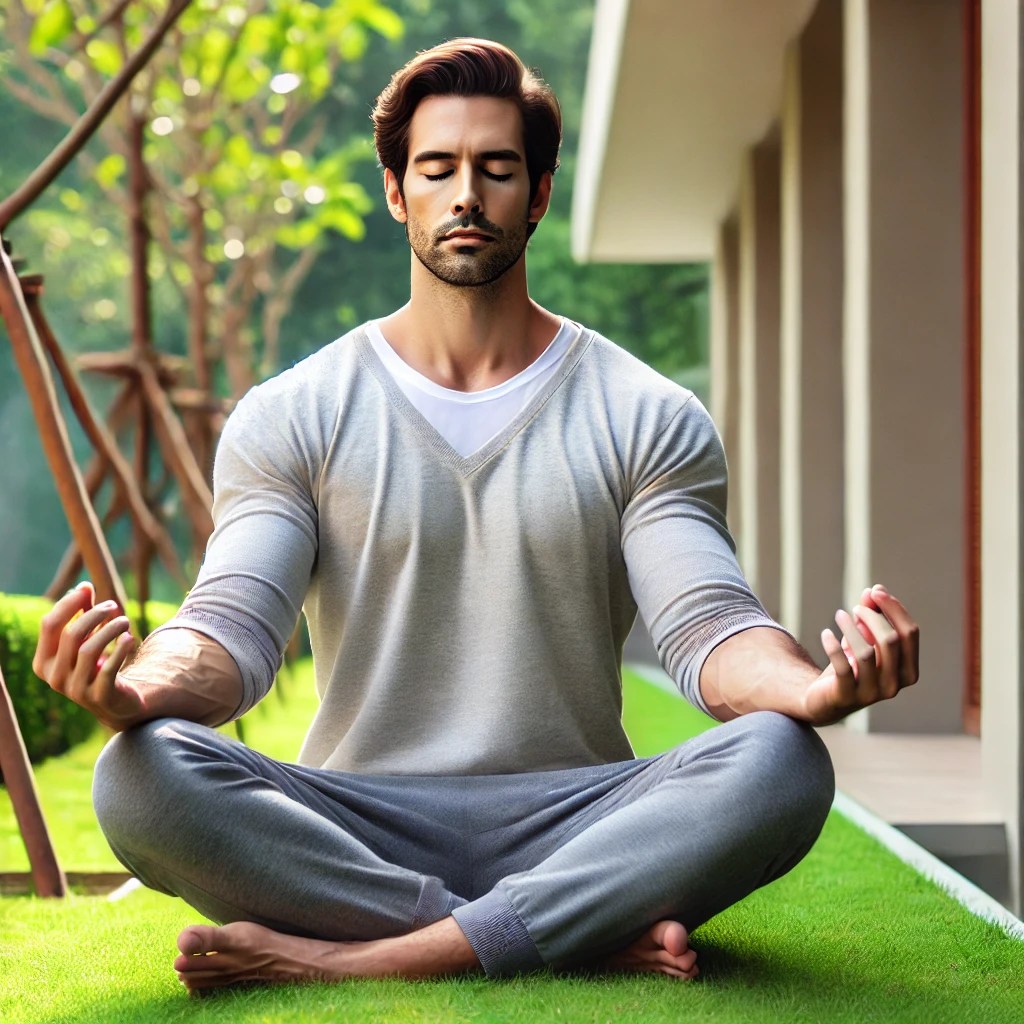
[
  {"x1": 171, "y1": 916, "x2": 696, "y2": 991},
  {"x1": 93, "y1": 710, "x2": 833, "y2": 992}
]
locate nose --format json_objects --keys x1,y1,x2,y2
[{"x1": 450, "y1": 163, "x2": 482, "y2": 220}]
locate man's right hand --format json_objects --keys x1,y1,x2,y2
[{"x1": 32, "y1": 581, "x2": 144, "y2": 732}]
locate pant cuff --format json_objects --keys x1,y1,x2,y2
[
  {"x1": 412, "y1": 875, "x2": 466, "y2": 930},
  {"x1": 450, "y1": 888, "x2": 545, "y2": 978}
]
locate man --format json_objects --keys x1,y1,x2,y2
[{"x1": 34, "y1": 38, "x2": 919, "y2": 992}]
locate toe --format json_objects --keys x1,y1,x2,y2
[
  {"x1": 177, "y1": 925, "x2": 220, "y2": 957},
  {"x1": 655, "y1": 946, "x2": 696, "y2": 972},
  {"x1": 650, "y1": 920, "x2": 689, "y2": 957}
]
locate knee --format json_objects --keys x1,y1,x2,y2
[
  {"x1": 92, "y1": 717, "x2": 217, "y2": 847},
  {"x1": 734, "y1": 711, "x2": 835, "y2": 834}
]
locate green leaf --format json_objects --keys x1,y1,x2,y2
[
  {"x1": 337, "y1": 22, "x2": 368, "y2": 62},
  {"x1": 85, "y1": 38, "x2": 123, "y2": 77},
  {"x1": 275, "y1": 219, "x2": 321, "y2": 249},
  {"x1": 28, "y1": 0, "x2": 74, "y2": 56},
  {"x1": 331, "y1": 181, "x2": 373, "y2": 213},
  {"x1": 359, "y1": 1, "x2": 404, "y2": 41},
  {"x1": 93, "y1": 153, "x2": 126, "y2": 190},
  {"x1": 224, "y1": 133, "x2": 254, "y2": 170},
  {"x1": 319, "y1": 203, "x2": 365, "y2": 241}
]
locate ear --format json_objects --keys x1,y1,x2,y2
[
  {"x1": 384, "y1": 167, "x2": 408, "y2": 224},
  {"x1": 528, "y1": 170, "x2": 553, "y2": 227}
]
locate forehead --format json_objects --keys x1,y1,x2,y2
[{"x1": 407, "y1": 94, "x2": 524, "y2": 156}]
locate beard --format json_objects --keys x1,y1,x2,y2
[{"x1": 406, "y1": 208, "x2": 530, "y2": 288}]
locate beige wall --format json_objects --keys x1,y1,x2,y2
[
  {"x1": 842, "y1": 0, "x2": 966, "y2": 734},
  {"x1": 980, "y1": 0, "x2": 1023, "y2": 916},
  {"x1": 779, "y1": 0, "x2": 846, "y2": 654}
]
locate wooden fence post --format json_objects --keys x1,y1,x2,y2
[{"x1": 0, "y1": 664, "x2": 66, "y2": 898}]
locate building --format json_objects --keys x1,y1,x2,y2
[{"x1": 574, "y1": 0, "x2": 1023, "y2": 914}]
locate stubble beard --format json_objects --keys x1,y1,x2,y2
[{"x1": 406, "y1": 210, "x2": 530, "y2": 289}]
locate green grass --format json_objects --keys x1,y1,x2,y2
[{"x1": 1, "y1": 663, "x2": 1022, "y2": 1023}]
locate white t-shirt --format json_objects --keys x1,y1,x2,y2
[{"x1": 366, "y1": 317, "x2": 582, "y2": 457}]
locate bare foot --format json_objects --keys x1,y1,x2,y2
[
  {"x1": 173, "y1": 916, "x2": 480, "y2": 994},
  {"x1": 600, "y1": 920, "x2": 699, "y2": 979}
]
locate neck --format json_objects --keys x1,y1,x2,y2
[{"x1": 377, "y1": 254, "x2": 562, "y2": 392}]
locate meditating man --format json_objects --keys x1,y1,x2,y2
[{"x1": 34, "y1": 38, "x2": 919, "y2": 992}]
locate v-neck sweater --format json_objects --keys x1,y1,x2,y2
[
  {"x1": 156, "y1": 321, "x2": 786, "y2": 775},
  {"x1": 365, "y1": 317, "x2": 581, "y2": 458}
]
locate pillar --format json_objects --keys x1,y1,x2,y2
[{"x1": 842, "y1": 0, "x2": 966, "y2": 733}]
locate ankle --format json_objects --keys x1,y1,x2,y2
[{"x1": 334, "y1": 917, "x2": 481, "y2": 980}]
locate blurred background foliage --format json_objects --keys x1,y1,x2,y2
[{"x1": 0, "y1": 0, "x2": 709, "y2": 602}]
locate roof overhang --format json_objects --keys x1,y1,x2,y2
[{"x1": 571, "y1": 0, "x2": 817, "y2": 263}]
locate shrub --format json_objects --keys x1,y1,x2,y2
[{"x1": 0, "y1": 592, "x2": 179, "y2": 772}]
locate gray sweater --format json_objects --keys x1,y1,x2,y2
[{"x1": 157, "y1": 322, "x2": 786, "y2": 775}]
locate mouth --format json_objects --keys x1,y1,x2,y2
[{"x1": 442, "y1": 232, "x2": 494, "y2": 242}]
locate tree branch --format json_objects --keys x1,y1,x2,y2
[{"x1": 0, "y1": 0, "x2": 192, "y2": 231}]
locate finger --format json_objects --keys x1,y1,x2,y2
[
  {"x1": 840, "y1": 634, "x2": 856, "y2": 669},
  {"x1": 860, "y1": 586, "x2": 883, "y2": 613},
  {"x1": 67, "y1": 616, "x2": 131, "y2": 704},
  {"x1": 835, "y1": 609, "x2": 879, "y2": 701},
  {"x1": 90, "y1": 631, "x2": 136, "y2": 708},
  {"x1": 870, "y1": 587, "x2": 920, "y2": 688},
  {"x1": 33, "y1": 583, "x2": 94, "y2": 681},
  {"x1": 854, "y1": 604, "x2": 901, "y2": 699},
  {"x1": 52, "y1": 600, "x2": 122, "y2": 690},
  {"x1": 821, "y1": 628, "x2": 857, "y2": 706}
]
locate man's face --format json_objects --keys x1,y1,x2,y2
[{"x1": 386, "y1": 94, "x2": 550, "y2": 288}]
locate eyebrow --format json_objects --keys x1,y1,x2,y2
[{"x1": 411, "y1": 149, "x2": 523, "y2": 164}]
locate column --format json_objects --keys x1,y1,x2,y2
[
  {"x1": 980, "y1": 0, "x2": 1023, "y2": 917},
  {"x1": 843, "y1": 0, "x2": 966, "y2": 733},
  {"x1": 711, "y1": 215, "x2": 743, "y2": 543},
  {"x1": 738, "y1": 133, "x2": 782, "y2": 618},
  {"x1": 779, "y1": 0, "x2": 846, "y2": 655}
]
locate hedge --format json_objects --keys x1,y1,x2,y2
[{"x1": 0, "y1": 592, "x2": 179, "y2": 772}]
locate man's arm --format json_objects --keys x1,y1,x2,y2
[
  {"x1": 116, "y1": 626, "x2": 243, "y2": 727},
  {"x1": 34, "y1": 386, "x2": 319, "y2": 731},
  {"x1": 620, "y1": 395, "x2": 793, "y2": 716},
  {"x1": 32, "y1": 583, "x2": 243, "y2": 732},
  {"x1": 620, "y1": 395, "x2": 920, "y2": 723},
  {"x1": 698, "y1": 625, "x2": 819, "y2": 723},
  {"x1": 699, "y1": 585, "x2": 921, "y2": 725}
]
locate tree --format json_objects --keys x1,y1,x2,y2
[
  {"x1": 1, "y1": 0, "x2": 403, "y2": 403},
  {"x1": 0, "y1": 0, "x2": 402, "y2": 598}
]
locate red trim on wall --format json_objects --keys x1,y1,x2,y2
[{"x1": 963, "y1": 0, "x2": 982, "y2": 737}]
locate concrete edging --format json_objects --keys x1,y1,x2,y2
[{"x1": 624, "y1": 661, "x2": 1024, "y2": 941}]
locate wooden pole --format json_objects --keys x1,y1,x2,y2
[
  {"x1": 0, "y1": 664, "x2": 66, "y2": 898},
  {"x1": 133, "y1": 392, "x2": 153, "y2": 635},
  {"x1": 22, "y1": 280, "x2": 187, "y2": 590},
  {"x1": 44, "y1": 454, "x2": 110, "y2": 600},
  {"x1": 138, "y1": 359, "x2": 214, "y2": 540},
  {"x1": 128, "y1": 97, "x2": 155, "y2": 635},
  {"x1": 0, "y1": 239, "x2": 128, "y2": 609}
]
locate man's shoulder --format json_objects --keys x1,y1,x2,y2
[
  {"x1": 242, "y1": 326, "x2": 364, "y2": 410},
  {"x1": 574, "y1": 326, "x2": 698, "y2": 421},
  {"x1": 222, "y1": 326, "x2": 369, "y2": 459}
]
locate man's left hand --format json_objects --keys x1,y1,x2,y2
[{"x1": 801, "y1": 584, "x2": 920, "y2": 727}]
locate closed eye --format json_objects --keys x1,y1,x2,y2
[{"x1": 424, "y1": 170, "x2": 513, "y2": 182}]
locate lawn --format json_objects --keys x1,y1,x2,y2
[{"x1": 1, "y1": 662, "x2": 1022, "y2": 1023}]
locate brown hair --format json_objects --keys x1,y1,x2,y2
[{"x1": 371, "y1": 37, "x2": 562, "y2": 237}]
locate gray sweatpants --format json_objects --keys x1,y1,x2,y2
[{"x1": 92, "y1": 709, "x2": 834, "y2": 977}]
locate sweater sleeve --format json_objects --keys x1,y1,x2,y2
[
  {"x1": 620, "y1": 394, "x2": 792, "y2": 718},
  {"x1": 151, "y1": 389, "x2": 319, "y2": 719}
]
